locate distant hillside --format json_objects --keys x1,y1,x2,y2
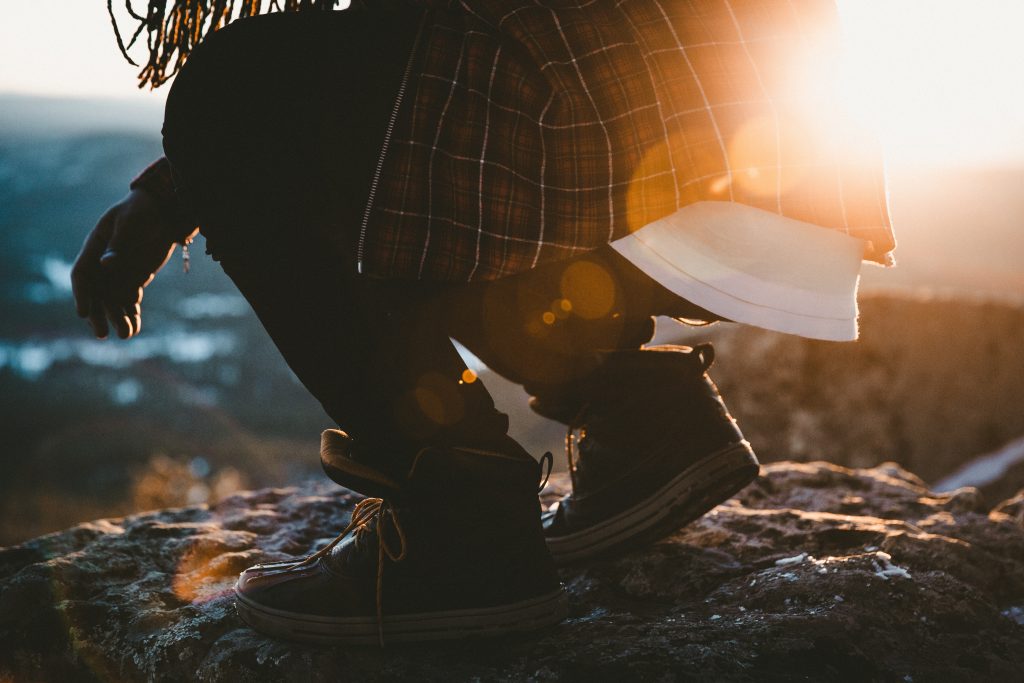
[
  {"x1": 0, "y1": 94, "x2": 162, "y2": 138},
  {"x1": 862, "y1": 164, "x2": 1024, "y2": 301}
]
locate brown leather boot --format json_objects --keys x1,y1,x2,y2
[
  {"x1": 536, "y1": 344, "x2": 759, "y2": 565},
  {"x1": 234, "y1": 430, "x2": 567, "y2": 644}
]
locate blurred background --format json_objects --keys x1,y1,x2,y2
[{"x1": 0, "y1": 1, "x2": 1022, "y2": 545}]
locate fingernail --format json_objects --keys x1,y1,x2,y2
[{"x1": 100, "y1": 250, "x2": 117, "y2": 263}]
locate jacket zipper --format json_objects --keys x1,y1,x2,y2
[{"x1": 356, "y1": 12, "x2": 428, "y2": 275}]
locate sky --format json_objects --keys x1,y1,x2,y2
[
  {"x1": 0, "y1": 0, "x2": 1023, "y2": 167},
  {"x1": 0, "y1": 1, "x2": 166, "y2": 103}
]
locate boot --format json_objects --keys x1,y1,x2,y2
[
  {"x1": 234, "y1": 430, "x2": 567, "y2": 645},
  {"x1": 536, "y1": 344, "x2": 759, "y2": 565}
]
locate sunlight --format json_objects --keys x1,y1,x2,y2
[
  {"x1": 2, "y1": 1, "x2": 1020, "y2": 166},
  {"x1": 559, "y1": 261, "x2": 616, "y2": 320},
  {"x1": 835, "y1": 0, "x2": 1024, "y2": 166}
]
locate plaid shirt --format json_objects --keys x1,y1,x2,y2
[
  {"x1": 138, "y1": 0, "x2": 895, "y2": 281},
  {"x1": 361, "y1": 0, "x2": 895, "y2": 281}
]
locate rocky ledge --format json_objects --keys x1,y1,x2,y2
[{"x1": 2, "y1": 461, "x2": 1024, "y2": 682}]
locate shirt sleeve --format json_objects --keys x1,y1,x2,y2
[
  {"x1": 129, "y1": 157, "x2": 177, "y2": 205},
  {"x1": 129, "y1": 156, "x2": 198, "y2": 242}
]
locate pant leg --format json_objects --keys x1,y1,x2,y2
[
  {"x1": 162, "y1": 8, "x2": 511, "y2": 478},
  {"x1": 162, "y1": 8, "x2": 421, "y2": 264},
  {"x1": 436, "y1": 246, "x2": 721, "y2": 409}
]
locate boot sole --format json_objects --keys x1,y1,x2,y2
[
  {"x1": 546, "y1": 441, "x2": 759, "y2": 565},
  {"x1": 234, "y1": 587, "x2": 568, "y2": 645}
]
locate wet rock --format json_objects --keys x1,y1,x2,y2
[{"x1": 2, "y1": 462, "x2": 1024, "y2": 682}]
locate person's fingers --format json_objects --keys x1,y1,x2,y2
[
  {"x1": 71, "y1": 266, "x2": 92, "y2": 319},
  {"x1": 73, "y1": 210, "x2": 115, "y2": 318},
  {"x1": 103, "y1": 281, "x2": 144, "y2": 308},
  {"x1": 127, "y1": 302, "x2": 142, "y2": 337},
  {"x1": 121, "y1": 308, "x2": 137, "y2": 339},
  {"x1": 72, "y1": 239, "x2": 104, "y2": 319},
  {"x1": 104, "y1": 302, "x2": 132, "y2": 340},
  {"x1": 73, "y1": 278, "x2": 92, "y2": 319},
  {"x1": 75, "y1": 193, "x2": 181, "y2": 339},
  {"x1": 132, "y1": 290, "x2": 144, "y2": 336},
  {"x1": 92, "y1": 279, "x2": 144, "y2": 339},
  {"x1": 88, "y1": 296, "x2": 109, "y2": 339}
]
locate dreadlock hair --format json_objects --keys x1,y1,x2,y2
[{"x1": 108, "y1": 0, "x2": 344, "y2": 89}]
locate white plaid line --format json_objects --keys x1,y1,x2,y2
[
  {"x1": 550, "y1": 8, "x2": 617, "y2": 241},
  {"x1": 468, "y1": 45, "x2": 503, "y2": 281},
  {"x1": 532, "y1": 91, "x2": 557, "y2": 268},
  {"x1": 655, "y1": 0, "x2": 734, "y2": 201},
  {"x1": 376, "y1": 209, "x2": 592, "y2": 250},
  {"x1": 620, "y1": 4, "x2": 681, "y2": 216},
  {"x1": 418, "y1": 26, "x2": 468, "y2": 280},
  {"x1": 724, "y1": 0, "x2": 783, "y2": 214}
]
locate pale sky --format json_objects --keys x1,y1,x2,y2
[
  {"x1": 1, "y1": 0, "x2": 1022, "y2": 167},
  {"x1": 0, "y1": 1, "x2": 167, "y2": 104}
]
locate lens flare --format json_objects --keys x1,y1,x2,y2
[{"x1": 559, "y1": 261, "x2": 616, "y2": 320}]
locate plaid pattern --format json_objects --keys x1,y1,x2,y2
[{"x1": 363, "y1": 0, "x2": 895, "y2": 282}]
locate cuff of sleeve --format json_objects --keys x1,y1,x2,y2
[
  {"x1": 130, "y1": 156, "x2": 177, "y2": 203},
  {"x1": 129, "y1": 157, "x2": 197, "y2": 242}
]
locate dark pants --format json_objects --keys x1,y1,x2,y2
[{"x1": 163, "y1": 7, "x2": 714, "y2": 478}]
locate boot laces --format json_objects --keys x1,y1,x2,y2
[
  {"x1": 249, "y1": 496, "x2": 407, "y2": 647},
  {"x1": 537, "y1": 451, "x2": 554, "y2": 493}
]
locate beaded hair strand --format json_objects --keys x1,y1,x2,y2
[{"x1": 108, "y1": 0, "x2": 342, "y2": 88}]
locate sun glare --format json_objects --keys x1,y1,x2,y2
[
  {"x1": 835, "y1": 0, "x2": 1024, "y2": 167},
  {"x1": 0, "y1": 1, "x2": 1019, "y2": 166}
]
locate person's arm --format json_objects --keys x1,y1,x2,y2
[{"x1": 71, "y1": 158, "x2": 198, "y2": 340}]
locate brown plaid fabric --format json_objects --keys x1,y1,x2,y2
[{"x1": 361, "y1": 0, "x2": 896, "y2": 282}]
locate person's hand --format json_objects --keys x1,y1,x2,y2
[{"x1": 71, "y1": 188, "x2": 196, "y2": 340}]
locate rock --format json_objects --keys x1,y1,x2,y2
[{"x1": 3, "y1": 461, "x2": 1024, "y2": 682}]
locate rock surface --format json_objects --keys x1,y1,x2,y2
[{"x1": 2, "y1": 461, "x2": 1024, "y2": 682}]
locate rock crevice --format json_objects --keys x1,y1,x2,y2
[{"x1": 2, "y1": 462, "x2": 1023, "y2": 681}]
